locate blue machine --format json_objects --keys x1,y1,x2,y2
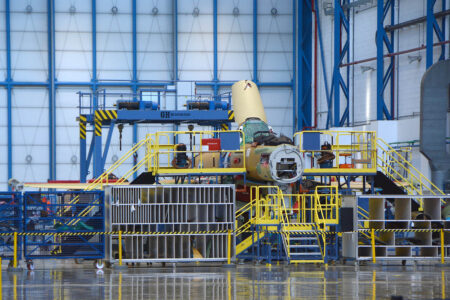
[{"x1": 78, "y1": 89, "x2": 235, "y2": 182}]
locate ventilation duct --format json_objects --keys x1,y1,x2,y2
[{"x1": 420, "y1": 59, "x2": 450, "y2": 192}]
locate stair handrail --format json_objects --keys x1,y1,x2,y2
[
  {"x1": 58, "y1": 136, "x2": 151, "y2": 217},
  {"x1": 377, "y1": 137, "x2": 445, "y2": 198},
  {"x1": 68, "y1": 151, "x2": 154, "y2": 226},
  {"x1": 277, "y1": 191, "x2": 291, "y2": 257}
]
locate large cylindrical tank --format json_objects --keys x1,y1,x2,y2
[{"x1": 231, "y1": 80, "x2": 267, "y2": 125}]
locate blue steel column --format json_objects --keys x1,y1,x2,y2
[
  {"x1": 253, "y1": 0, "x2": 258, "y2": 83},
  {"x1": 174, "y1": 0, "x2": 178, "y2": 81},
  {"x1": 332, "y1": 0, "x2": 350, "y2": 128},
  {"x1": 92, "y1": 0, "x2": 101, "y2": 178},
  {"x1": 426, "y1": 0, "x2": 446, "y2": 68},
  {"x1": 48, "y1": 0, "x2": 56, "y2": 180},
  {"x1": 213, "y1": 0, "x2": 218, "y2": 97},
  {"x1": 132, "y1": 0, "x2": 138, "y2": 177},
  {"x1": 376, "y1": 0, "x2": 394, "y2": 120},
  {"x1": 297, "y1": 0, "x2": 312, "y2": 131},
  {"x1": 292, "y1": 0, "x2": 296, "y2": 134},
  {"x1": 5, "y1": 0, "x2": 12, "y2": 189}
]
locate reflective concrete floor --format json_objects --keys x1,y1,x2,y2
[{"x1": 1, "y1": 263, "x2": 449, "y2": 299}]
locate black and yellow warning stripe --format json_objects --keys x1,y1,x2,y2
[
  {"x1": 79, "y1": 115, "x2": 87, "y2": 140},
  {"x1": 95, "y1": 115, "x2": 102, "y2": 136},
  {"x1": 95, "y1": 110, "x2": 118, "y2": 121},
  {"x1": 228, "y1": 110, "x2": 234, "y2": 121},
  {"x1": 221, "y1": 123, "x2": 229, "y2": 131}
]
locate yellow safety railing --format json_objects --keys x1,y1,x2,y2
[
  {"x1": 145, "y1": 130, "x2": 246, "y2": 175},
  {"x1": 314, "y1": 186, "x2": 340, "y2": 225},
  {"x1": 376, "y1": 137, "x2": 446, "y2": 208},
  {"x1": 294, "y1": 130, "x2": 377, "y2": 174},
  {"x1": 57, "y1": 136, "x2": 152, "y2": 219},
  {"x1": 235, "y1": 185, "x2": 339, "y2": 261}
]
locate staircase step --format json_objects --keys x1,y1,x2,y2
[
  {"x1": 290, "y1": 237, "x2": 316, "y2": 241},
  {"x1": 290, "y1": 244, "x2": 320, "y2": 248},
  {"x1": 290, "y1": 252, "x2": 322, "y2": 256},
  {"x1": 290, "y1": 259, "x2": 324, "y2": 264}
]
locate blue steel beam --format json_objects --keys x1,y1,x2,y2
[
  {"x1": 5, "y1": 0, "x2": 12, "y2": 190},
  {"x1": 213, "y1": 0, "x2": 218, "y2": 97},
  {"x1": 132, "y1": 0, "x2": 138, "y2": 178},
  {"x1": 315, "y1": 0, "x2": 331, "y2": 129},
  {"x1": 297, "y1": 0, "x2": 312, "y2": 131},
  {"x1": 48, "y1": 0, "x2": 56, "y2": 180},
  {"x1": 376, "y1": 0, "x2": 394, "y2": 120},
  {"x1": 292, "y1": 0, "x2": 296, "y2": 134},
  {"x1": 92, "y1": 0, "x2": 101, "y2": 178},
  {"x1": 332, "y1": 0, "x2": 350, "y2": 127},
  {"x1": 253, "y1": 0, "x2": 258, "y2": 83},
  {"x1": 426, "y1": 0, "x2": 446, "y2": 68}
]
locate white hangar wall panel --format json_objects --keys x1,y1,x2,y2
[
  {"x1": 137, "y1": 0, "x2": 173, "y2": 81},
  {"x1": 257, "y1": 0, "x2": 293, "y2": 83},
  {"x1": 96, "y1": 1, "x2": 132, "y2": 80},
  {"x1": 10, "y1": 0, "x2": 48, "y2": 82},
  {"x1": 11, "y1": 88, "x2": 49, "y2": 183},
  {"x1": 178, "y1": 0, "x2": 214, "y2": 81},
  {"x1": 55, "y1": 88, "x2": 83, "y2": 181},
  {"x1": 260, "y1": 88, "x2": 293, "y2": 137},
  {"x1": 217, "y1": 0, "x2": 253, "y2": 81},
  {"x1": 55, "y1": 0, "x2": 92, "y2": 82}
]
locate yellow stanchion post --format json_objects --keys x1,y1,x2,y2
[
  {"x1": 223, "y1": 229, "x2": 234, "y2": 268},
  {"x1": 13, "y1": 232, "x2": 17, "y2": 268},
  {"x1": 113, "y1": 230, "x2": 127, "y2": 270},
  {"x1": 0, "y1": 257, "x2": 2, "y2": 300},
  {"x1": 371, "y1": 229, "x2": 376, "y2": 264},
  {"x1": 118, "y1": 230, "x2": 123, "y2": 266},
  {"x1": 441, "y1": 229, "x2": 445, "y2": 265}
]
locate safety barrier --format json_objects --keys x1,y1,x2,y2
[
  {"x1": 295, "y1": 130, "x2": 377, "y2": 174},
  {"x1": 145, "y1": 130, "x2": 246, "y2": 177},
  {"x1": 0, "y1": 192, "x2": 22, "y2": 261},
  {"x1": 105, "y1": 185, "x2": 235, "y2": 263},
  {"x1": 23, "y1": 191, "x2": 104, "y2": 259}
]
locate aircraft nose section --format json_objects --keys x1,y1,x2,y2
[{"x1": 269, "y1": 145, "x2": 304, "y2": 184}]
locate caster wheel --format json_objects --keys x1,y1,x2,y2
[
  {"x1": 402, "y1": 260, "x2": 406, "y2": 266},
  {"x1": 8, "y1": 260, "x2": 13, "y2": 268},
  {"x1": 94, "y1": 260, "x2": 104, "y2": 269},
  {"x1": 74, "y1": 259, "x2": 84, "y2": 264},
  {"x1": 27, "y1": 262, "x2": 35, "y2": 271}
]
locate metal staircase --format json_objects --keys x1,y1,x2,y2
[
  {"x1": 235, "y1": 186, "x2": 339, "y2": 264},
  {"x1": 376, "y1": 137, "x2": 446, "y2": 208}
]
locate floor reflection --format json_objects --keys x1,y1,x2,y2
[{"x1": 0, "y1": 265, "x2": 448, "y2": 299}]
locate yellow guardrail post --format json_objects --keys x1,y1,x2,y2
[
  {"x1": 441, "y1": 229, "x2": 445, "y2": 265},
  {"x1": 0, "y1": 257, "x2": 2, "y2": 300},
  {"x1": 118, "y1": 230, "x2": 123, "y2": 266},
  {"x1": 13, "y1": 232, "x2": 17, "y2": 268},
  {"x1": 227, "y1": 229, "x2": 232, "y2": 265},
  {"x1": 371, "y1": 228, "x2": 376, "y2": 264}
]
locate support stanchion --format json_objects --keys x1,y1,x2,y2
[
  {"x1": 113, "y1": 230, "x2": 127, "y2": 270},
  {"x1": 371, "y1": 228, "x2": 377, "y2": 265},
  {"x1": 441, "y1": 229, "x2": 445, "y2": 265},
  {"x1": 223, "y1": 229, "x2": 235, "y2": 268},
  {"x1": 7, "y1": 232, "x2": 22, "y2": 272},
  {"x1": 0, "y1": 257, "x2": 2, "y2": 300}
]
